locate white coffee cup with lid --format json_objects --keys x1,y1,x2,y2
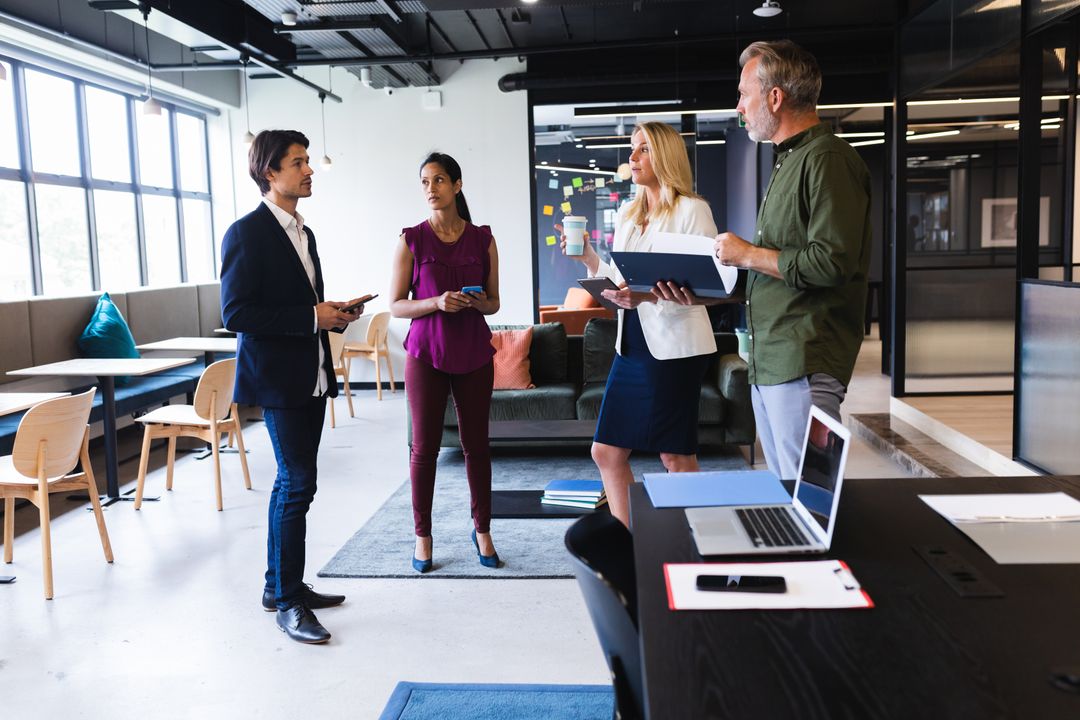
[{"x1": 563, "y1": 216, "x2": 587, "y2": 255}]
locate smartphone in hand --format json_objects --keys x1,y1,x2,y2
[
  {"x1": 341, "y1": 294, "x2": 377, "y2": 314},
  {"x1": 696, "y1": 575, "x2": 786, "y2": 593},
  {"x1": 461, "y1": 285, "x2": 483, "y2": 294}
]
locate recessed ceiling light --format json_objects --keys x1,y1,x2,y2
[{"x1": 753, "y1": 1, "x2": 782, "y2": 18}]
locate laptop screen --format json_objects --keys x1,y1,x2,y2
[{"x1": 794, "y1": 414, "x2": 847, "y2": 531}]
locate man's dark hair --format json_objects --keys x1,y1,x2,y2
[{"x1": 249, "y1": 130, "x2": 309, "y2": 194}]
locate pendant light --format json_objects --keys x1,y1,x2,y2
[
  {"x1": 140, "y1": 6, "x2": 161, "y2": 116},
  {"x1": 0, "y1": 63, "x2": 7, "y2": 82},
  {"x1": 241, "y1": 57, "x2": 255, "y2": 146},
  {"x1": 318, "y1": 92, "x2": 332, "y2": 171},
  {"x1": 753, "y1": 1, "x2": 783, "y2": 18}
]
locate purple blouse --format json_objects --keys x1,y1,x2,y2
[{"x1": 403, "y1": 220, "x2": 495, "y2": 374}]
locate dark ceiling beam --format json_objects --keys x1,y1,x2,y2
[
  {"x1": 139, "y1": 0, "x2": 295, "y2": 62},
  {"x1": 464, "y1": 10, "x2": 492, "y2": 51},
  {"x1": 133, "y1": 0, "x2": 340, "y2": 101},
  {"x1": 425, "y1": 13, "x2": 457, "y2": 53},
  {"x1": 559, "y1": 7, "x2": 573, "y2": 42},
  {"x1": 496, "y1": 9, "x2": 517, "y2": 50},
  {"x1": 376, "y1": 0, "x2": 403, "y2": 24},
  {"x1": 275, "y1": 20, "x2": 380, "y2": 34},
  {"x1": 151, "y1": 22, "x2": 893, "y2": 81}
]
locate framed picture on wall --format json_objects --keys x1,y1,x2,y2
[{"x1": 980, "y1": 197, "x2": 1050, "y2": 247}]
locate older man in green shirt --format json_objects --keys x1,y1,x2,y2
[{"x1": 714, "y1": 40, "x2": 871, "y2": 480}]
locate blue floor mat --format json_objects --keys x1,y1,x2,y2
[{"x1": 378, "y1": 682, "x2": 613, "y2": 720}]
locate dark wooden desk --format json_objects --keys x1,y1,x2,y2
[{"x1": 629, "y1": 476, "x2": 1080, "y2": 720}]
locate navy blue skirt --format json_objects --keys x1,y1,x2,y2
[{"x1": 593, "y1": 310, "x2": 711, "y2": 455}]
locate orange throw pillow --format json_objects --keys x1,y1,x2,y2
[{"x1": 491, "y1": 328, "x2": 536, "y2": 390}]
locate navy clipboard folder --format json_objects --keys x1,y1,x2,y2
[{"x1": 610, "y1": 251, "x2": 733, "y2": 298}]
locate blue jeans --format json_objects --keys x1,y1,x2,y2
[{"x1": 263, "y1": 398, "x2": 326, "y2": 609}]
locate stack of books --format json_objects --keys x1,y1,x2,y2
[{"x1": 541, "y1": 479, "x2": 607, "y2": 510}]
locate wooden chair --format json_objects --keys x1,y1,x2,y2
[
  {"x1": 0, "y1": 389, "x2": 113, "y2": 600},
  {"x1": 344, "y1": 311, "x2": 396, "y2": 400},
  {"x1": 134, "y1": 358, "x2": 251, "y2": 511},
  {"x1": 327, "y1": 331, "x2": 354, "y2": 428}
]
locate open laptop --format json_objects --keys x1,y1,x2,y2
[{"x1": 685, "y1": 405, "x2": 852, "y2": 556}]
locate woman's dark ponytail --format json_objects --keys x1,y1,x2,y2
[{"x1": 420, "y1": 151, "x2": 471, "y2": 223}]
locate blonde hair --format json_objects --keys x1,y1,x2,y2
[
  {"x1": 739, "y1": 40, "x2": 821, "y2": 113},
  {"x1": 624, "y1": 121, "x2": 700, "y2": 227}
]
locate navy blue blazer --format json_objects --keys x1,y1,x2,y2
[{"x1": 220, "y1": 202, "x2": 338, "y2": 409}]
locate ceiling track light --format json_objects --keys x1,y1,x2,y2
[
  {"x1": 753, "y1": 1, "x2": 783, "y2": 18},
  {"x1": 281, "y1": 10, "x2": 298, "y2": 26}
]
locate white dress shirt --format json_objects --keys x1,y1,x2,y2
[
  {"x1": 262, "y1": 197, "x2": 328, "y2": 396},
  {"x1": 591, "y1": 195, "x2": 718, "y2": 360}
]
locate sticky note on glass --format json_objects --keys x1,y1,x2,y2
[
  {"x1": 561, "y1": 201, "x2": 572, "y2": 213},
  {"x1": 548, "y1": 178, "x2": 559, "y2": 189},
  {"x1": 596, "y1": 178, "x2": 606, "y2": 188},
  {"x1": 609, "y1": 193, "x2": 619, "y2": 202},
  {"x1": 563, "y1": 186, "x2": 573, "y2": 197},
  {"x1": 605, "y1": 233, "x2": 614, "y2": 243},
  {"x1": 572, "y1": 177, "x2": 583, "y2": 188},
  {"x1": 543, "y1": 205, "x2": 553, "y2": 216},
  {"x1": 591, "y1": 229, "x2": 600, "y2": 240},
  {"x1": 545, "y1": 235, "x2": 557, "y2": 246}
]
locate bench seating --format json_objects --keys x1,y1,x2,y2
[{"x1": 0, "y1": 283, "x2": 223, "y2": 455}]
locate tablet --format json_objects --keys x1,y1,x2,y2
[
  {"x1": 576, "y1": 277, "x2": 621, "y2": 311},
  {"x1": 610, "y1": 251, "x2": 733, "y2": 298}
]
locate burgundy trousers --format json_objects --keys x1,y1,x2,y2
[{"x1": 405, "y1": 355, "x2": 494, "y2": 537}]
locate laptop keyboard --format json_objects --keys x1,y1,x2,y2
[{"x1": 736, "y1": 506, "x2": 811, "y2": 548}]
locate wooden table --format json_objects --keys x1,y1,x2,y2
[
  {"x1": 628, "y1": 476, "x2": 1080, "y2": 719},
  {"x1": 136, "y1": 336, "x2": 238, "y2": 365},
  {"x1": 8, "y1": 358, "x2": 195, "y2": 504},
  {"x1": 0, "y1": 392, "x2": 70, "y2": 416}
]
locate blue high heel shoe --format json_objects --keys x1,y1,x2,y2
[
  {"x1": 471, "y1": 529, "x2": 500, "y2": 568},
  {"x1": 412, "y1": 537, "x2": 433, "y2": 574}
]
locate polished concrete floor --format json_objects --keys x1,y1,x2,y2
[{"x1": 1, "y1": 334, "x2": 911, "y2": 719}]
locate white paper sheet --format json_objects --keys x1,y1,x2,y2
[
  {"x1": 652, "y1": 231, "x2": 738, "y2": 294},
  {"x1": 664, "y1": 560, "x2": 873, "y2": 610},
  {"x1": 919, "y1": 492, "x2": 1080, "y2": 523}
]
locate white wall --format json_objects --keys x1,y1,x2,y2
[{"x1": 228, "y1": 59, "x2": 533, "y2": 383}]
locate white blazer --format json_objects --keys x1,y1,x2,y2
[{"x1": 591, "y1": 196, "x2": 718, "y2": 360}]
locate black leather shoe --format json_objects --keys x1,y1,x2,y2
[
  {"x1": 276, "y1": 603, "x2": 331, "y2": 644},
  {"x1": 262, "y1": 583, "x2": 346, "y2": 612}
]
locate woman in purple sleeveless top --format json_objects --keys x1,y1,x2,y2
[{"x1": 389, "y1": 152, "x2": 502, "y2": 573}]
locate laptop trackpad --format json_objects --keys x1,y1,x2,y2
[{"x1": 690, "y1": 510, "x2": 743, "y2": 540}]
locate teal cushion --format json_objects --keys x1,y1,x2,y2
[{"x1": 77, "y1": 293, "x2": 140, "y2": 386}]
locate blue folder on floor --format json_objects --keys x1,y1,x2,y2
[{"x1": 642, "y1": 470, "x2": 791, "y2": 508}]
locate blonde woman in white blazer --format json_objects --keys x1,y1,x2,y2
[{"x1": 561, "y1": 121, "x2": 720, "y2": 526}]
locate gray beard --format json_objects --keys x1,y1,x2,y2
[{"x1": 746, "y1": 107, "x2": 780, "y2": 143}]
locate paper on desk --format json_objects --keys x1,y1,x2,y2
[
  {"x1": 653, "y1": 231, "x2": 738, "y2": 294},
  {"x1": 919, "y1": 492, "x2": 1080, "y2": 523},
  {"x1": 921, "y1": 492, "x2": 1080, "y2": 564},
  {"x1": 664, "y1": 560, "x2": 874, "y2": 611}
]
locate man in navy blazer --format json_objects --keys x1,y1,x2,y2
[{"x1": 220, "y1": 129, "x2": 365, "y2": 644}]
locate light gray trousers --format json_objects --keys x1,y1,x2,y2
[{"x1": 751, "y1": 373, "x2": 847, "y2": 480}]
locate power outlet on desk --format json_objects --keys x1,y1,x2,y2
[{"x1": 913, "y1": 545, "x2": 1004, "y2": 598}]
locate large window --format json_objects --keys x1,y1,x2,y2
[{"x1": 0, "y1": 56, "x2": 215, "y2": 298}]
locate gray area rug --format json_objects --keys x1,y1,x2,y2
[{"x1": 318, "y1": 447, "x2": 747, "y2": 579}]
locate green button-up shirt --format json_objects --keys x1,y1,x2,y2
[{"x1": 745, "y1": 122, "x2": 871, "y2": 387}]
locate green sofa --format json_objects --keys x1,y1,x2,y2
[{"x1": 427, "y1": 319, "x2": 755, "y2": 451}]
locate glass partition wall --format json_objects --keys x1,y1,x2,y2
[{"x1": 899, "y1": 47, "x2": 1032, "y2": 393}]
